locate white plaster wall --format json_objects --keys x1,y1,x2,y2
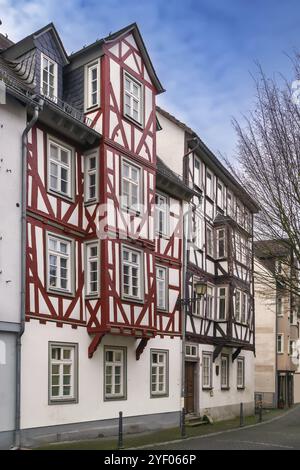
[
  {"x1": 156, "y1": 111, "x2": 185, "y2": 177},
  {"x1": 254, "y1": 259, "x2": 276, "y2": 396},
  {"x1": 0, "y1": 96, "x2": 26, "y2": 324},
  {"x1": 21, "y1": 320, "x2": 182, "y2": 429},
  {"x1": 197, "y1": 345, "x2": 254, "y2": 418}
]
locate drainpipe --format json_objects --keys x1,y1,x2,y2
[{"x1": 14, "y1": 99, "x2": 43, "y2": 449}]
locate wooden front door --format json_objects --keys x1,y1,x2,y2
[{"x1": 185, "y1": 362, "x2": 196, "y2": 414}]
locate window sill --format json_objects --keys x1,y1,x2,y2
[
  {"x1": 155, "y1": 231, "x2": 169, "y2": 240},
  {"x1": 123, "y1": 113, "x2": 144, "y2": 130},
  {"x1": 48, "y1": 288, "x2": 75, "y2": 298},
  {"x1": 48, "y1": 188, "x2": 75, "y2": 204},
  {"x1": 84, "y1": 199, "x2": 99, "y2": 207},
  {"x1": 85, "y1": 294, "x2": 100, "y2": 300},
  {"x1": 157, "y1": 307, "x2": 169, "y2": 314},
  {"x1": 104, "y1": 396, "x2": 127, "y2": 402},
  {"x1": 49, "y1": 398, "x2": 78, "y2": 405},
  {"x1": 237, "y1": 387, "x2": 245, "y2": 391},
  {"x1": 150, "y1": 393, "x2": 169, "y2": 399},
  {"x1": 122, "y1": 295, "x2": 144, "y2": 304},
  {"x1": 202, "y1": 387, "x2": 213, "y2": 391},
  {"x1": 84, "y1": 104, "x2": 101, "y2": 114},
  {"x1": 221, "y1": 387, "x2": 230, "y2": 391},
  {"x1": 121, "y1": 206, "x2": 141, "y2": 217}
]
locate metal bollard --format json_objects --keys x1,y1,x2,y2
[
  {"x1": 181, "y1": 407, "x2": 187, "y2": 439},
  {"x1": 240, "y1": 403, "x2": 244, "y2": 427},
  {"x1": 118, "y1": 411, "x2": 124, "y2": 449}
]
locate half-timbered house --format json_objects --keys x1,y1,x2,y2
[
  {"x1": 157, "y1": 107, "x2": 259, "y2": 420},
  {"x1": 0, "y1": 23, "x2": 196, "y2": 447}
]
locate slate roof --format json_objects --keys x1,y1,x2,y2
[
  {"x1": 0, "y1": 33, "x2": 14, "y2": 51},
  {"x1": 156, "y1": 156, "x2": 196, "y2": 201}
]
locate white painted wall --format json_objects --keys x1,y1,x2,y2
[
  {"x1": 198, "y1": 345, "x2": 254, "y2": 420},
  {"x1": 21, "y1": 320, "x2": 181, "y2": 429},
  {"x1": 156, "y1": 111, "x2": 185, "y2": 177},
  {"x1": 0, "y1": 96, "x2": 25, "y2": 324},
  {"x1": 254, "y1": 259, "x2": 276, "y2": 401}
]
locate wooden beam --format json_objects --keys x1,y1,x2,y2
[
  {"x1": 232, "y1": 348, "x2": 242, "y2": 362},
  {"x1": 88, "y1": 333, "x2": 105, "y2": 358},
  {"x1": 213, "y1": 343, "x2": 223, "y2": 362},
  {"x1": 136, "y1": 338, "x2": 150, "y2": 361}
]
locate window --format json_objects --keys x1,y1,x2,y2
[
  {"x1": 41, "y1": 53, "x2": 57, "y2": 100},
  {"x1": 216, "y1": 228, "x2": 226, "y2": 258},
  {"x1": 206, "y1": 170, "x2": 213, "y2": 199},
  {"x1": 206, "y1": 226, "x2": 214, "y2": 257},
  {"x1": 104, "y1": 348, "x2": 126, "y2": 399},
  {"x1": 277, "y1": 296, "x2": 283, "y2": 316},
  {"x1": 49, "y1": 343, "x2": 77, "y2": 402},
  {"x1": 122, "y1": 247, "x2": 142, "y2": 299},
  {"x1": 289, "y1": 340, "x2": 296, "y2": 356},
  {"x1": 48, "y1": 234, "x2": 73, "y2": 293},
  {"x1": 236, "y1": 204, "x2": 243, "y2": 226},
  {"x1": 206, "y1": 286, "x2": 214, "y2": 319},
  {"x1": 85, "y1": 153, "x2": 97, "y2": 202},
  {"x1": 221, "y1": 355, "x2": 229, "y2": 389},
  {"x1": 237, "y1": 357, "x2": 245, "y2": 389},
  {"x1": 194, "y1": 212, "x2": 202, "y2": 248},
  {"x1": 85, "y1": 60, "x2": 100, "y2": 110},
  {"x1": 217, "y1": 182, "x2": 224, "y2": 208},
  {"x1": 185, "y1": 344, "x2": 198, "y2": 358},
  {"x1": 155, "y1": 193, "x2": 168, "y2": 235},
  {"x1": 151, "y1": 350, "x2": 168, "y2": 396},
  {"x1": 217, "y1": 287, "x2": 227, "y2": 320},
  {"x1": 202, "y1": 352, "x2": 212, "y2": 389},
  {"x1": 276, "y1": 260, "x2": 283, "y2": 275},
  {"x1": 277, "y1": 334, "x2": 284, "y2": 354},
  {"x1": 48, "y1": 139, "x2": 72, "y2": 198},
  {"x1": 227, "y1": 191, "x2": 234, "y2": 217},
  {"x1": 121, "y1": 160, "x2": 141, "y2": 211},
  {"x1": 241, "y1": 292, "x2": 247, "y2": 323},
  {"x1": 156, "y1": 266, "x2": 167, "y2": 310},
  {"x1": 235, "y1": 290, "x2": 241, "y2": 322},
  {"x1": 85, "y1": 242, "x2": 99, "y2": 296},
  {"x1": 193, "y1": 281, "x2": 205, "y2": 317},
  {"x1": 194, "y1": 157, "x2": 202, "y2": 188},
  {"x1": 124, "y1": 72, "x2": 142, "y2": 124}
]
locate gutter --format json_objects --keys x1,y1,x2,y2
[{"x1": 13, "y1": 97, "x2": 44, "y2": 449}]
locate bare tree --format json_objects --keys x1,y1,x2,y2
[{"x1": 226, "y1": 62, "x2": 300, "y2": 299}]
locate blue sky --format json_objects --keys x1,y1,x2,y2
[{"x1": 1, "y1": 0, "x2": 299, "y2": 159}]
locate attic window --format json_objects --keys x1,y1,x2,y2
[
  {"x1": 85, "y1": 59, "x2": 101, "y2": 111},
  {"x1": 41, "y1": 53, "x2": 58, "y2": 100},
  {"x1": 124, "y1": 72, "x2": 143, "y2": 125}
]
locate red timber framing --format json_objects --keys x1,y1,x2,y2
[{"x1": 25, "y1": 25, "x2": 182, "y2": 358}]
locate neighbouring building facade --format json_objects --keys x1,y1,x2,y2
[
  {"x1": 254, "y1": 240, "x2": 300, "y2": 408},
  {"x1": 0, "y1": 21, "x2": 260, "y2": 448},
  {"x1": 157, "y1": 107, "x2": 259, "y2": 420}
]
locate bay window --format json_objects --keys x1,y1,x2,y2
[
  {"x1": 85, "y1": 152, "x2": 97, "y2": 202},
  {"x1": 217, "y1": 228, "x2": 226, "y2": 258},
  {"x1": 155, "y1": 193, "x2": 168, "y2": 236},
  {"x1": 85, "y1": 242, "x2": 99, "y2": 296},
  {"x1": 48, "y1": 138, "x2": 72, "y2": 198},
  {"x1": 156, "y1": 266, "x2": 167, "y2": 310},
  {"x1": 48, "y1": 234, "x2": 73, "y2": 293},
  {"x1": 121, "y1": 160, "x2": 141, "y2": 211},
  {"x1": 217, "y1": 287, "x2": 227, "y2": 320},
  {"x1": 122, "y1": 247, "x2": 142, "y2": 299}
]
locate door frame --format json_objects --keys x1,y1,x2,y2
[{"x1": 185, "y1": 358, "x2": 199, "y2": 415}]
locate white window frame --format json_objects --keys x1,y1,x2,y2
[
  {"x1": 194, "y1": 156, "x2": 202, "y2": 188},
  {"x1": 47, "y1": 233, "x2": 74, "y2": 294},
  {"x1": 276, "y1": 295, "x2": 283, "y2": 317},
  {"x1": 221, "y1": 355, "x2": 229, "y2": 389},
  {"x1": 277, "y1": 334, "x2": 284, "y2": 354},
  {"x1": 156, "y1": 265, "x2": 168, "y2": 311},
  {"x1": 124, "y1": 72, "x2": 143, "y2": 125},
  {"x1": 121, "y1": 246, "x2": 143, "y2": 300},
  {"x1": 202, "y1": 352, "x2": 213, "y2": 389},
  {"x1": 217, "y1": 286, "x2": 228, "y2": 321},
  {"x1": 104, "y1": 347, "x2": 126, "y2": 400},
  {"x1": 84, "y1": 151, "x2": 98, "y2": 203},
  {"x1": 85, "y1": 59, "x2": 101, "y2": 111},
  {"x1": 85, "y1": 241, "x2": 100, "y2": 297},
  {"x1": 121, "y1": 159, "x2": 141, "y2": 212},
  {"x1": 48, "y1": 137, "x2": 73, "y2": 199},
  {"x1": 155, "y1": 192, "x2": 169, "y2": 236},
  {"x1": 227, "y1": 191, "x2": 234, "y2": 217},
  {"x1": 151, "y1": 350, "x2": 168, "y2": 397},
  {"x1": 235, "y1": 289, "x2": 241, "y2": 322},
  {"x1": 206, "y1": 170, "x2": 214, "y2": 199},
  {"x1": 217, "y1": 181, "x2": 224, "y2": 209},
  {"x1": 206, "y1": 285, "x2": 214, "y2": 319},
  {"x1": 241, "y1": 291, "x2": 247, "y2": 324},
  {"x1": 41, "y1": 53, "x2": 58, "y2": 100},
  {"x1": 206, "y1": 225, "x2": 214, "y2": 257},
  {"x1": 237, "y1": 357, "x2": 245, "y2": 389},
  {"x1": 216, "y1": 228, "x2": 226, "y2": 259},
  {"x1": 289, "y1": 340, "x2": 296, "y2": 356},
  {"x1": 185, "y1": 344, "x2": 198, "y2": 358},
  {"x1": 49, "y1": 343, "x2": 77, "y2": 403},
  {"x1": 193, "y1": 279, "x2": 205, "y2": 317}
]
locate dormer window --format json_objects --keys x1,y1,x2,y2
[
  {"x1": 85, "y1": 59, "x2": 100, "y2": 111},
  {"x1": 41, "y1": 53, "x2": 58, "y2": 100}
]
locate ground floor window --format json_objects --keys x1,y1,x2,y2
[
  {"x1": 221, "y1": 355, "x2": 229, "y2": 389},
  {"x1": 237, "y1": 357, "x2": 245, "y2": 389},
  {"x1": 151, "y1": 350, "x2": 168, "y2": 397},
  {"x1": 104, "y1": 347, "x2": 126, "y2": 400},
  {"x1": 49, "y1": 343, "x2": 77, "y2": 403},
  {"x1": 202, "y1": 352, "x2": 212, "y2": 389}
]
